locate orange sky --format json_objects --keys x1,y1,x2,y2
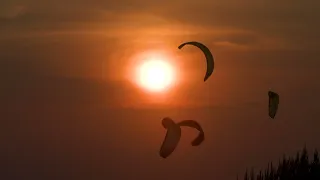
[
  {"x1": 2, "y1": 3, "x2": 319, "y2": 108},
  {"x1": 1, "y1": 0, "x2": 320, "y2": 180}
]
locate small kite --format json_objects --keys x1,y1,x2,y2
[
  {"x1": 159, "y1": 117, "x2": 205, "y2": 158},
  {"x1": 268, "y1": 91, "x2": 279, "y2": 119},
  {"x1": 178, "y1": 41, "x2": 214, "y2": 82}
]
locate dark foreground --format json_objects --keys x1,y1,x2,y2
[{"x1": 242, "y1": 146, "x2": 320, "y2": 180}]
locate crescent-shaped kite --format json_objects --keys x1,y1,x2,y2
[
  {"x1": 159, "y1": 117, "x2": 182, "y2": 159},
  {"x1": 159, "y1": 117, "x2": 205, "y2": 158},
  {"x1": 178, "y1": 41, "x2": 214, "y2": 82},
  {"x1": 268, "y1": 91, "x2": 279, "y2": 119}
]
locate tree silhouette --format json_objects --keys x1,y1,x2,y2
[{"x1": 241, "y1": 146, "x2": 320, "y2": 180}]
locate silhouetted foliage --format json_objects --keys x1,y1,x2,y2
[{"x1": 242, "y1": 146, "x2": 320, "y2": 180}]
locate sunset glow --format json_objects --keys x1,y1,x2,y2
[{"x1": 136, "y1": 58, "x2": 175, "y2": 93}]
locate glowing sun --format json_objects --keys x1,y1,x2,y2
[{"x1": 136, "y1": 59, "x2": 175, "y2": 92}]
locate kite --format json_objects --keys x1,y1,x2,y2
[
  {"x1": 178, "y1": 41, "x2": 214, "y2": 82},
  {"x1": 159, "y1": 117, "x2": 205, "y2": 158},
  {"x1": 177, "y1": 120, "x2": 204, "y2": 146},
  {"x1": 159, "y1": 117, "x2": 182, "y2": 159},
  {"x1": 268, "y1": 91, "x2": 279, "y2": 119}
]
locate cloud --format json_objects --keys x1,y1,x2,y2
[
  {"x1": 1, "y1": 0, "x2": 319, "y2": 50},
  {"x1": 0, "y1": 5, "x2": 27, "y2": 19}
]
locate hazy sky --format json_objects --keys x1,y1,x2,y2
[{"x1": 1, "y1": 0, "x2": 320, "y2": 180}]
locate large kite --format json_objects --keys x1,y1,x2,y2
[
  {"x1": 159, "y1": 117, "x2": 205, "y2": 158},
  {"x1": 178, "y1": 41, "x2": 214, "y2": 82}
]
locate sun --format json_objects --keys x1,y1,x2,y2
[{"x1": 136, "y1": 58, "x2": 175, "y2": 92}]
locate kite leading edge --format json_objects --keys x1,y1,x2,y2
[{"x1": 178, "y1": 41, "x2": 214, "y2": 82}]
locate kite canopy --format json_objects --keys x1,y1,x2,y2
[
  {"x1": 177, "y1": 120, "x2": 205, "y2": 146},
  {"x1": 178, "y1": 41, "x2": 214, "y2": 82},
  {"x1": 162, "y1": 117, "x2": 176, "y2": 129},
  {"x1": 159, "y1": 117, "x2": 205, "y2": 158},
  {"x1": 159, "y1": 118, "x2": 181, "y2": 158},
  {"x1": 268, "y1": 91, "x2": 279, "y2": 119}
]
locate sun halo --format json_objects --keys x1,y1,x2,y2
[{"x1": 136, "y1": 58, "x2": 176, "y2": 93}]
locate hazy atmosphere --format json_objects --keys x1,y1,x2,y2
[{"x1": 1, "y1": 0, "x2": 320, "y2": 179}]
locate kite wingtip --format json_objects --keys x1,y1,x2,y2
[
  {"x1": 159, "y1": 153, "x2": 168, "y2": 159},
  {"x1": 204, "y1": 74, "x2": 212, "y2": 82},
  {"x1": 191, "y1": 142, "x2": 201, "y2": 146}
]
